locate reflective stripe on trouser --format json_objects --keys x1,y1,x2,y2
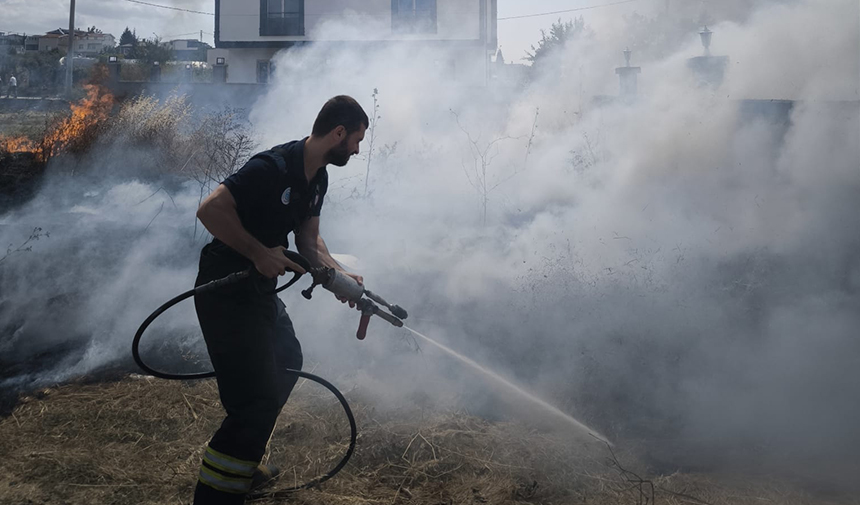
[
  {"x1": 198, "y1": 465, "x2": 252, "y2": 494},
  {"x1": 203, "y1": 446, "x2": 257, "y2": 478}
]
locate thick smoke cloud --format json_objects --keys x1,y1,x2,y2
[{"x1": 1, "y1": 0, "x2": 858, "y2": 490}]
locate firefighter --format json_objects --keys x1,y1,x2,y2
[{"x1": 192, "y1": 95, "x2": 367, "y2": 504}]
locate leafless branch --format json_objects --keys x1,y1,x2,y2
[{"x1": 1, "y1": 227, "x2": 50, "y2": 265}]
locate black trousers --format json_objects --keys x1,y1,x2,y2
[{"x1": 192, "y1": 247, "x2": 303, "y2": 504}]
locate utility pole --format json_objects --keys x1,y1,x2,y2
[{"x1": 66, "y1": 0, "x2": 76, "y2": 96}]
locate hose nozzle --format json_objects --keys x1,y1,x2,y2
[{"x1": 299, "y1": 268, "x2": 408, "y2": 340}]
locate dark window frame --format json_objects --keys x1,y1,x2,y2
[
  {"x1": 391, "y1": 0, "x2": 437, "y2": 34},
  {"x1": 260, "y1": 0, "x2": 305, "y2": 37},
  {"x1": 256, "y1": 59, "x2": 274, "y2": 83}
]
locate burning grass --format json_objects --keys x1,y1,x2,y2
[
  {"x1": 0, "y1": 87, "x2": 253, "y2": 213},
  {"x1": 41, "y1": 84, "x2": 113, "y2": 160},
  {"x1": 0, "y1": 376, "x2": 849, "y2": 505},
  {"x1": 0, "y1": 85, "x2": 113, "y2": 163},
  {"x1": 0, "y1": 85, "x2": 114, "y2": 210}
]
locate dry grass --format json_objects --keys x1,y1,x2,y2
[
  {"x1": 0, "y1": 111, "x2": 60, "y2": 140},
  {"x1": 0, "y1": 377, "x2": 852, "y2": 505}
]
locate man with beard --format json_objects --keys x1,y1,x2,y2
[{"x1": 192, "y1": 95, "x2": 367, "y2": 505}]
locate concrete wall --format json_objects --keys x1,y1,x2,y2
[
  {"x1": 105, "y1": 80, "x2": 267, "y2": 111},
  {"x1": 208, "y1": 44, "x2": 489, "y2": 85},
  {"x1": 207, "y1": 47, "x2": 280, "y2": 84}
]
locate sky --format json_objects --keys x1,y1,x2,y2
[{"x1": 0, "y1": 0, "x2": 661, "y2": 60}]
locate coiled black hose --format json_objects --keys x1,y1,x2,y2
[{"x1": 131, "y1": 265, "x2": 357, "y2": 495}]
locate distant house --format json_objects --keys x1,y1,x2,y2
[
  {"x1": 0, "y1": 32, "x2": 39, "y2": 53},
  {"x1": 40, "y1": 29, "x2": 116, "y2": 56},
  {"x1": 24, "y1": 35, "x2": 39, "y2": 51},
  {"x1": 168, "y1": 39, "x2": 212, "y2": 61},
  {"x1": 209, "y1": 0, "x2": 498, "y2": 85},
  {"x1": 490, "y1": 48, "x2": 528, "y2": 89},
  {"x1": 38, "y1": 30, "x2": 67, "y2": 52}
]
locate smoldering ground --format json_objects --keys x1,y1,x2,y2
[{"x1": 1, "y1": 0, "x2": 859, "y2": 493}]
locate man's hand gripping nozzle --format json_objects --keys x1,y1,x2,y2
[{"x1": 301, "y1": 268, "x2": 408, "y2": 340}]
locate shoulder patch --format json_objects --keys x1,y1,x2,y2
[{"x1": 281, "y1": 187, "x2": 291, "y2": 205}]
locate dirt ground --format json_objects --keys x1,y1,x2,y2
[{"x1": 0, "y1": 376, "x2": 853, "y2": 505}]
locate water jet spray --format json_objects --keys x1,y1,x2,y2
[{"x1": 401, "y1": 325, "x2": 611, "y2": 445}]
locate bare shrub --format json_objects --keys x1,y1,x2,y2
[
  {"x1": 184, "y1": 108, "x2": 256, "y2": 237},
  {"x1": 104, "y1": 94, "x2": 193, "y2": 166},
  {"x1": 185, "y1": 107, "x2": 256, "y2": 186},
  {"x1": 451, "y1": 109, "x2": 522, "y2": 225},
  {"x1": 98, "y1": 93, "x2": 256, "y2": 182},
  {"x1": 0, "y1": 227, "x2": 49, "y2": 266}
]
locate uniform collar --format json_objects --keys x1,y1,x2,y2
[{"x1": 276, "y1": 138, "x2": 325, "y2": 188}]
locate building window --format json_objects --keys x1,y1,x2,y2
[
  {"x1": 392, "y1": 0, "x2": 437, "y2": 34},
  {"x1": 260, "y1": 0, "x2": 304, "y2": 36},
  {"x1": 257, "y1": 60, "x2": 274, "y2": 83}
]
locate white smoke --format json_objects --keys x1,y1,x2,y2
[{"x1": 1, "y1": 0, "x2": 858, "y2": 488}]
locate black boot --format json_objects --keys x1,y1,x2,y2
[
  {"x1": 250, "y1": 463, "x2": 281, "y2": 492},
  {"x1": 193, "y1": 479, "x2": 247, "y2": 505}
]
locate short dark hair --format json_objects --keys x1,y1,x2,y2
[{"x1": 312, "y1": 95, "x2": 369, "y2": 136}]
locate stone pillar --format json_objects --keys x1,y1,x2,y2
[
  {"x1": 150, "y1": 61, "x2": 161, "y2": 82},
  {"x1": 687, "y1": 26, "x2": 728, "y2": 88},
  {"x1": 615, "y1": 48, "x2": 641, "y2": 96},
  {"x1": 213, "y1": 57, "x2": 227, "y2": 83},
  {"x1": 107, "y1": 61, "x2": 121, "y2": 83}
]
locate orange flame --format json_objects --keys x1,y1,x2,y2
[
  {"x1": 0, "y1": 84, "x2": 114, "y2": 162},
  {"x1": 0, "y1": 136, "x2": 37, "y2": 154},
  {"x1": 42, "y1": 84, "x2": 114, "y2": 159}
]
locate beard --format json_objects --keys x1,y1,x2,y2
[{"x1": 326, "y1": 138, "x2": 352, "y2": 167}]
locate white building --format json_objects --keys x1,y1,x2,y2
[
  {"x1": 208, "y1": 0, "x2": 498, "y2": 85},
  {"x1": 73, "y1": 32, "x2": 116, "y2": 56},
  {"x1": 39, "y1": 29, "x2": 116, "y2": 56}
]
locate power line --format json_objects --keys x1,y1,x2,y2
[
  {"x1": 498, "y1": 0, "x2": 641, "y2": 21},
  {"x1": 164, "y1": 30, "x2": 215, "y2": 40},
  {"x1": 123, "y1": 0, "x2": 214, "y2": 16},
  {"x1": 165, "y1": 31, "x2": 208, "y2": 38}
]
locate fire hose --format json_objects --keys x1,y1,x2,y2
[{"x1": 131, "y1": 249, "x2": 408, "y2": 498}]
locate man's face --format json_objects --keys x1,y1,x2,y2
[{"x1": 327, "y1": 125, "x2": 366, "y2": 167}]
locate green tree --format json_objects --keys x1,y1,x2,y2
[
  {"x1": 119, "y1": 27, "x2": 139, "y2": 58},
  {"x1": 119, "y1": 27, "x2": 137, "y2": 46},
  {"x1": 525, "y1": 16, "x2": 587, "y2": 66},
  {"x1": 137, "y1": 37, "x2": 173, "y2": 65}
]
